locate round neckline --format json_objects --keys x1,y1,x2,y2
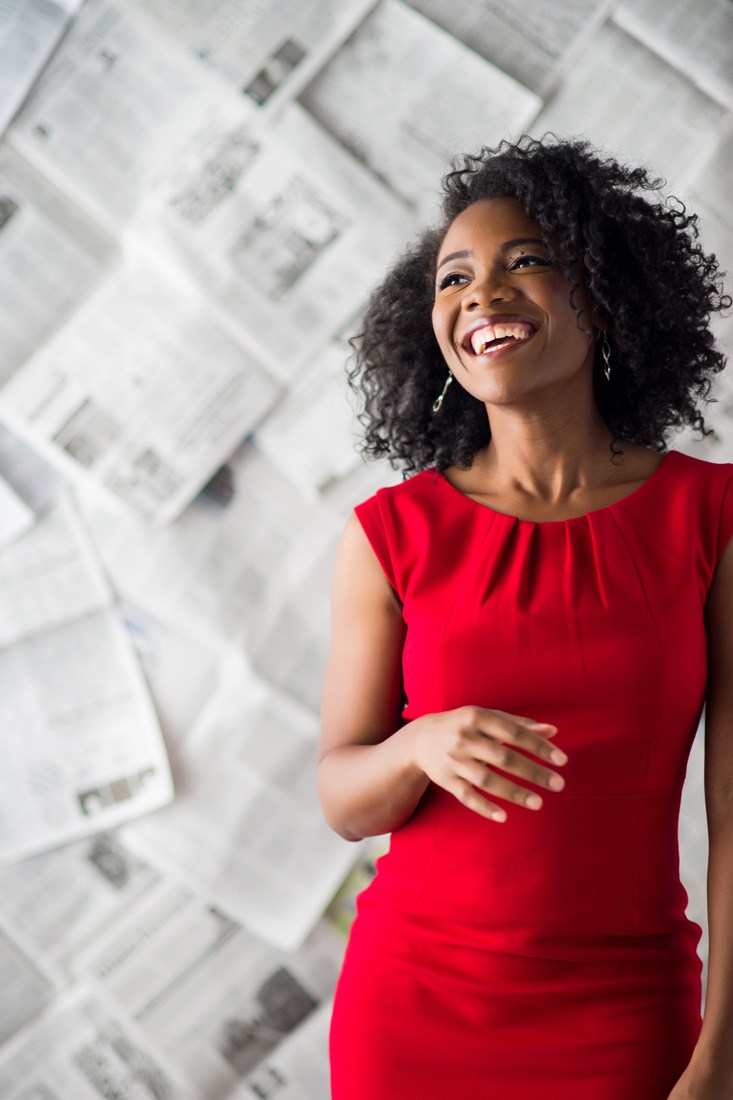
[{"x1": 434, "y1": 450, "x2": 676, "y2": 525}]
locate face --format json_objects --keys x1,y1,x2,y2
[{"x1": 432, "y1": 197, "x2": 598, "y2": 409}]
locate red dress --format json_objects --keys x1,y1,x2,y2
[{"x1": 330, "y1": 450, "x2": 733, "y2": 1099}]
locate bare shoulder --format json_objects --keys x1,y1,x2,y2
[
  {"x1": 332, "y1": 512, "x2": 402, "y2": 612},
  {"x1": 321, "y1": 512, "x2": 406, "y2": 756},
  {"x1": 608, "y1": 441, "x2": 666, "y2": 484}
]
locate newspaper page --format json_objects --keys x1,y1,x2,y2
[
  {"x1": 405, "y1": 0, "x2": 615, "y2": 96},
  {"x1": 0, "y1": 987, "x2": 194, "y2": 1099},
  {"x1": 247, "y1": 516, "x2": 341, "y2": 714},
  {"x1": 0, "y1": 911, "x2": 58, "y2": 1045},
  {"x1": 75, "y1": 881, "x2": 342, "y2": 1096},
  {"x1": 0, "y1": 259, "x2": 279, "y2": 523},
  {"x1": 128, "y1": 0, "x2": 377, "y2": 113},
  {"x1": 0, "y1": 475, "x2": 33, "y2": 549},
  {"x1": 0, "y1": 0, "x2": 83, "y2": 135},
  {"x1": 79, "y1": 443, "x2": 324, "y2": 649},
  {"x1": 243, "y1": 1000, "x2": 332, "y2": 1100},
  {"x1": 299, "y1": 0, "x2": 541, "y2": 220},
  {"x1": 120, "y1": 602, "x2": 221, "y2": 747},
  {"x1": 320, "y1": 451, "x2": 402, "y2": 523},
  {"x1": 530, "y1": 22, "x2": 729, "y2": 194},
  {"x1": 0, "y1": 420, "x2": 63, "y2": 513},
  {"x1": 614, "y1": 0, "x2": 733, "y2": 109},
  {"x1": 7, "y1": 0, "x2": 238, "y2": 229},
  {"x1": 0, "y1": 495, "x2": 173, "y2": 862},
  {"x1": 124, "y1": 656, "x2": 358, "y2": 950},
  {"x1": 0, "y1": 833, "x2": 162, "y2": 977},
  {"x1": 131, "y1": 97, "x2": 415, "y2": 383},
  {"x1": 0, "y1": 143, "x2": 115, "y2": 387},
  {"x1": 252, "y1": 331, "x2": 362, "y2": 499},
  {"x1": 0, "y1": 495, "x2": 109, "y2": 647}
]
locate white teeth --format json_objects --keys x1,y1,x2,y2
[{"x1": 470, "y1": 323, "x2": 533, "y2": 354}]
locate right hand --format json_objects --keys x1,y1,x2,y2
[{"x1": 405, "y1": 705, "x2": 567, "y2": 822}]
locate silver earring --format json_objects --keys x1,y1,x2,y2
[
  {"x1": 601, "y1": 335, "x2": 611, "y2": 381},
  {"x1": 432, "y1": 372, "x2": 453, "y2": 413}
]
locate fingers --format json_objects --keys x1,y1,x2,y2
[
  {"x1": 449, "y1": 777, "x2": 509, "y2": 823},
  {"x1": 448, "y1": 707, "x2": 568, "y2": 820},
  {"x1": 461, "y1": 759, "x2": 550, "y2": 815},
  {"x1": 481, "y1": 709, "x2": 567, "y2": 767}
]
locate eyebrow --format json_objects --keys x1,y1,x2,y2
[{"x1": 436, "y1": 238, "x2": 547, "y2": 273}]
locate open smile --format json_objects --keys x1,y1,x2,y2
[{"x1": 460, "y1": 316, "x2": 539, "y2": 359}]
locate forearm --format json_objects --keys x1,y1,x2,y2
[
  {"x1": 688, "y1": 811, "x2": 733, "y2": 1080},
  {"x1": 317, "y1": 721, "x2": 430, "y2": 841}
]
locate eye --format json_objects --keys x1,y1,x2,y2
[
  {"x1": 509, "y1": 253, "x2": 551, "y2": 270},
  {"x1": 436, "y1": 271, "x2": 468, "y2": 291}
]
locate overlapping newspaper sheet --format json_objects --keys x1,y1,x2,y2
[
  {"x1": 123, "y1": 655, "x2": 357, "y2": 950},
  {"x1": 7, "y1": 0, "x2": 242, "y2": 230},
  {"x1": 0, "y1": 833, "x2": 163, "y2": 978},
  {"x1": 0, "y1": 143, "x2": 115, "y2": 388},
  {"x1": 529, "y1": 22, "x2": 729, "y2": 194},
  {"x1": 130, "y1": 98, "x2": 414, "y2": 383},
  {"x1": 0, "y1": 0, "x2": 83, "y2": 135},
  {"x1": 0, "y1": 911, "x2": 58, "y2": 1045},
  {"x1": 300, "y1": 0, "x2": 541, "y2": 220},
  {"x1": 0, "y1": 259, "x2": 279, "y2": 523},
  {"x1": 0, "y1": 494, "x2": 173, "y2": 862},
  {"x1": 246, "y1": 516, "x2": 342, "y2": 715},
  {"x1": 73, "y1": 879, "x2": 342, "y2": 1096},
  {"x1": 0, "y1": 0, "x2": 729, "y2": 1089},
  {"x1": 0, "y1": 987, "x2": 195, "y2": 1099},
  {"x1": 79, "y1": 444, "x2": 329, "y2": 649},
  {"x1": 253, "y1": 331, "x2": 363, "y2": 499},
  {"x1": 614, "y1": 0, "x2": 733, "y2": 108},
  {"x1": 0, "y1": 421, "x2": 62, "y2": 513},
  {"x1": 128, "y1": 0, "x2": 376, "y2": 113},
  {"x1": 0, "y1": 474, "x2": 32, "y2": 549},
  {"x1": 405, "y1": 0, "x2": 615, "y2": 95}
]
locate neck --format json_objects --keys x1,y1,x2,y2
[{"x1": 475, "y1": 403, "x2": 624, "y2": 503}]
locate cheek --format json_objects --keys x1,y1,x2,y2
[{"x1": 431, "y1": 306, "x2": 452, "y2": 351}]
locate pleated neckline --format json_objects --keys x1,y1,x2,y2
[{"x1": 435, "y1": 450, "x2": 676, "y2": 526}]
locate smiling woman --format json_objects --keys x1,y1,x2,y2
[{"x1": 318, "y1": 136, "x2": 733, "y2": 1099}]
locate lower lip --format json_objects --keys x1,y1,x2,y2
[{"x1": 466, "y1": 331, "x2": 537, "y2": 360}]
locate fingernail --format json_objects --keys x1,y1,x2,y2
[
  {"x1": 548, "y1": 774, "x2": 565, "y2": 791},
  {"x1": 550, "y1": 749, "x2": 568, "y2": 765},
  {"x1": 491, "y1": 809, "x2": 507, "y2": 822},
  {"x1": 526, "y1": 794, "x2": 542, "y2": 810}
]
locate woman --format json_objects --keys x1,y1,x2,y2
[{"x1": 318, "y1": 136, "x2": 733, "y2": 1098}]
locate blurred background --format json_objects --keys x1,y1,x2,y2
[{"x1": 0, "y1": 0, "x2": 730, "y2": 1095}]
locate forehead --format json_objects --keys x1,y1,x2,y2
[{"x1": 437, "y1": 197, "x2": 542, "y2": 256}]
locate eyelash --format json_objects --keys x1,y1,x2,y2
[{"x1": 436, "y1": 254, "x2": 550, "y2": 291}]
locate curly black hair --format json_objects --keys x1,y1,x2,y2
[{"x1": 348, "y1": 135, "x2": 730, "y2": 475}]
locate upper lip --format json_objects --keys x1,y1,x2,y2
[{"x1": 459, "y1": 313, "x2": 539, "y2": 351}]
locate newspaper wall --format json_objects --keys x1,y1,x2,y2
[{"x1": 0, "y1": 0, "x2": 730, "y2": 1092}]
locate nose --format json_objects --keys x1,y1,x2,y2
[{"x1": 463, "y1": 270, "x2": 517, "y2": 309}]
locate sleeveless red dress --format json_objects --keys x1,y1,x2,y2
[{"x1": 329, "y1": 450, "x2": 733, "y2": 1099}]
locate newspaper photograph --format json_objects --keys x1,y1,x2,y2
[{"x1": 0, "y1": 259, "x2": 279, "y2": 523}]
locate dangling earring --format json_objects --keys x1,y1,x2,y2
[
  {"x1": 601, "y1": 335, "x2": 611, "y2": 382},
  {"x1": 432, "y1": 372, "x2": 453, "y2": 413}
]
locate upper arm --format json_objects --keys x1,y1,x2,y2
[
  {"x1": 319, "y1": 512, "x2": 406, "y2": 763},
  {"x1": 704, "y1": 534, "x2": 733, "y2": 829}
]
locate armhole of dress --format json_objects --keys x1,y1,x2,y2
[{"x1": 353, "y1": 497, "x2": 400, "y2": 599}]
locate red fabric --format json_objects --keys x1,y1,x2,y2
[{"x1": 330, "y1": 450, "x2": 733, "y2": 1099}]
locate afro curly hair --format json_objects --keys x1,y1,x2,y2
[{"x1": 348, "y1": 135, "x2": 730, "y2": 475}]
